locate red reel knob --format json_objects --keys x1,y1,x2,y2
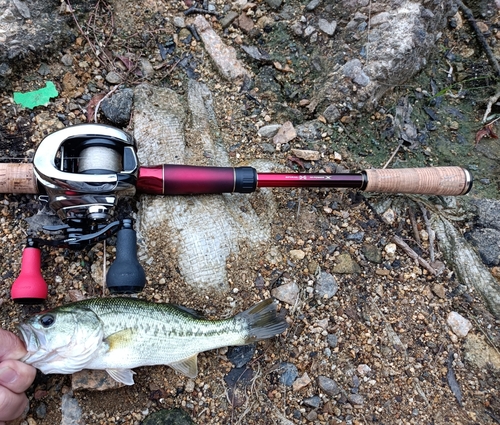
[{"x1": 11, "y1": 247, "x2": 48, "y2": 304}]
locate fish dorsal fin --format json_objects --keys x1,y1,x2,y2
[
  {"x1": 104, "y1": 328, "x2": 135, "y2": 351},
  {"x1": 169, "y1": 354, "x2": 199, "y2": 378},
  {"x1": 106, "y1": 368, "x2": 136, "y2": 385},
  {"x1": 171, "y1": 304, "x2": 205, "y2": 319}
]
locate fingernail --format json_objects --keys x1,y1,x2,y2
[{"x1": 0, "y1": 366, "x2": 18, "y2": 384}]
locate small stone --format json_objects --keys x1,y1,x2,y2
[
  {"x1": 432, "y1": 284, "x2": 446, "y2": 299},
  {"x1": 258, "y1": 124, "x2": 281, "y2": 138},
  {"x1": 317, "y1": 318, "x2": 329, "y2": 329},
  {"x1": 449, "y1": 121, "x2": 459, "y2": 130},
  {"x1": 185, "y1": 379, "x2": 195, "y2": 392},
  {"x1": 357, "y1": 364, "x2": 371, "y2": 376},
  {"x1": 178, "y1": 28, "x2": 191, "y2": 40},
  {"x1": 105, "y1": 71, "x2": 122, "y2": 84},
  {"x1": 304, "y1": 25, "x2": 316, "y2": 37},
  {"x1": 382, "y1": 208, "x2": 396, "y2": 225},
  {"x1": 226, "y1": 344, "x2": 256, "y2": 368},
  {"x1": 447, "y1": 311, "x2": 472, "y2": 338},
  {"x1": 291, "y1": 21, "x2": 303, "y2": 36},
  {"x1": 139, "y1": 58, "x2": 154, "y2": 79},
  {"x1": 318, "y1": 18, "x2": 337, "y2": 36},
  {"x1": 271, "y1": 280, "x2": 300, "y2": 305},
  {"x1": 492, "y1": 266, "x2": 500, "y2": 279},
  {"x1": 266, "y1": 245, "x2": 283, "y2": 265},
  {"x1": 264, "y1": 0, "x2": 283, "y2": 9},
  {"x1": 220, "y1": 11, "x2": 239, "y2": 29},
  {"x1": 273, "y1": 121, "x2": 297, "y2": 145},
  {"x1": 289, "y1": 249, "x2": 306, "y2": 260},
  {"x1": 61, "y1": 392, "x2": 83, "y2": 425},
  {"x1": 61, "y1": 53, "x2": 74, "y2": 66},
  {"x1": 293, "y1": 372, "x2": 312, "y2": 391},
  {"x1": 332, "y1": 253, "x2": 361, "y2": 274},
  {"x1": 327, "y1": 334, "x2": 338, "y2": 348},
  {"x1": 36, "y1": 402, "x2": 47, "y2": 419},
  {"x1": 323, "y1": 105, "x2": 341, "y2": 123},
  {"x1": 315, "y1": 272, "x2": 338, "y2": 298},
  {"x1": 476, "y1": 21, "x2": 489, "y2": 33},
  {"x1": 306, "y1": 410, "x2": 318, "y2": 421},
  {"x1": 261, "y1": 142, "x2": 275, "y2": 153},
  {"x1": 277, "y1": 362, "x2": 299, "y2": 386},
  {"x1": 384, "y1": 243, "x2": 397, "y2": 257},
  {"x1": 348, "y1": 393, "x2": 365, "y2": 405},
  {"x1": 362, "y1": 244, "x2": 382, "y2": 263},
  {"x1": 342, "y1": 59, "x2": 370, "y2": 86},
  {"x1": 317, "y1": 376, "x2": 340, "y2": 396},
  {"x1": 194, "y1": 15, "x2": 250, "y2": 80},
  {"x1": 369, "y1": 11, "x2": 390, "y2": 26},
  {"x1": 62, "y1": 72, "x2": 79, "y2": 94},
  {"x1": 290, "y1": 149, "x2": 320, "y2": 161},
  {"x1": 346, "y1": 231, "x2": 364, "y2": 242},
  {"x1": 72, "y1": 370, "x2": 125, "y2": 391},
  {"x1": 13, "y1": 0, "x2": 31, "y2": 18},
  {"x1": 305, "y1": 0, "x2": 321, "y2": 11},
  {"x1": 37, "y1": 63, "x2": 50, "y2": 76},
  {"x1": 142, "y1": 408, "x2": 195, "y2": 425},
  {"x1": 237, "y1": 13, "x2": 254, "y2": 33},
  {"x1": 101, "y1": 88, "x2": 133, "y2": 126},
  {"x1": 304, "y1": 395, "x2": 321, "y2": 408},
  {"x1": 173, "y1": 16, "x2": 186, "y2": 28}
]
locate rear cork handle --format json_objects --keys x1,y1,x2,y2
[
  {"x1": 0, "y1": 163, "x2": 38, "y2": 194},
  {"x1": 363, "y1": 166, "x2": 472, "y2": 196}
]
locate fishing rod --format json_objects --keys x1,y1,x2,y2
[{"x1": 2, "y1": 124, "x2": 472, "y2": 303}]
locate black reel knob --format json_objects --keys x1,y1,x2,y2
[{"x1": 106, "y1": 219, "x2": 146, "y2": 294}]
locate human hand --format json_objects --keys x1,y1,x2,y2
[{"x1": 0, "y1": 329, "x2": 36, "y2": 424}]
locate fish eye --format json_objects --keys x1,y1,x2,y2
[{"x1": 40, "y1": 314, "x2": 55, "y2": 328}]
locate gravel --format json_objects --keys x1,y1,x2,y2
[{"x1": 0, "y1": 0, "x2": 499, "y2": 424}]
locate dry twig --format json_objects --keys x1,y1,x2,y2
[
  {"x1": 419, "y1": 204, "x2": 436, "y2": 263},
  {"x1": 408, "y1": 206, "x2": 422, "y2": 246},
  {"x1": 455, "y1": 0, "x2": 500, "y2": 78},
  {"x1": 392, "y1": 235, "x2": 439, "y2": 276}
]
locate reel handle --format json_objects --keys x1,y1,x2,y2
[
  {"x1": 11, "y1": 246, "x2": 48, "y2": 304},
  {"x1": 106, "y1": 220, "x2": 146, "y2": 294}
]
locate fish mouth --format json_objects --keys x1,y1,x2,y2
[
  {"x1": 16, "y1": 323, "x2": 45, "y2": 360},
  {"x1": 16, "y1": 324, "x2": 30, "y2": 347}
]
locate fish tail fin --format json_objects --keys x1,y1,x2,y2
[{"x1": 237, "y1": 298, "x2": 288, "y2": 344}]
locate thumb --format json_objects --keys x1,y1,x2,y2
[{"x1": 0, "y1": 329, "x2": 27, "y2": 361}]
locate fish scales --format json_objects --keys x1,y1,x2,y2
[
  {"x1": 18, "y1": 296, "x2": 288, "y2": 385},
  {"x1": 80, "y1": 297, "x2": 248, "y2": 366}
]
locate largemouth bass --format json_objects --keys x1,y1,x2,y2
[{"x1": 17, "y1": 297, "x2": 287, "y2": 385}]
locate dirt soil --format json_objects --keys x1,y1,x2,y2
[{"x1": 1, "y1": 0, "x2": 500, "y2": 424}]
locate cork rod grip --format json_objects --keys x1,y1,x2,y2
[
  {"x1": 0, "y1": 163, "x2": 38, "y2": 194},
  {"x1": 363, "y1": 166, "x2": 472, "y2": 196}
]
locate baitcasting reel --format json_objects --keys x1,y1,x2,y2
[{"x1": 12, "y1": 124, "x2": 146, "y2": 303}]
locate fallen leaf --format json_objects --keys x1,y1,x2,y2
[
  {"x1": 86, "y1": 93, "x2": 105, "y2": 122},
  {"x1": 446, "y1": 351, "x2": 463, "y2": 406},
  {"x1": 116, "y1": 55, "x2": 137, "y2": 71},
  {"x1": 287, "y1": 156, "x2": 305, "y2": 169},
  {"x1": 475, "y1": 122, "x2": 498, "y2": 145}
]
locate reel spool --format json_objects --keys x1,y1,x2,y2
[{"x1": 33, "y1": 124, "x2": 138, "y2": 223}]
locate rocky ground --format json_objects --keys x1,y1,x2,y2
[{"x1": 1, "y1": 0, "x2": 500, "y2": 424}]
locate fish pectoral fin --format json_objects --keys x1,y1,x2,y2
[
  {"x1": 106, "y1": 368, "x2": 136, "y2": 385},
  {"x1": 169, "y1": 354, "x2": 199, "y2": 378},
  {"x1": 104, "y1": 328, "x2": 135, "y2": 351}
]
